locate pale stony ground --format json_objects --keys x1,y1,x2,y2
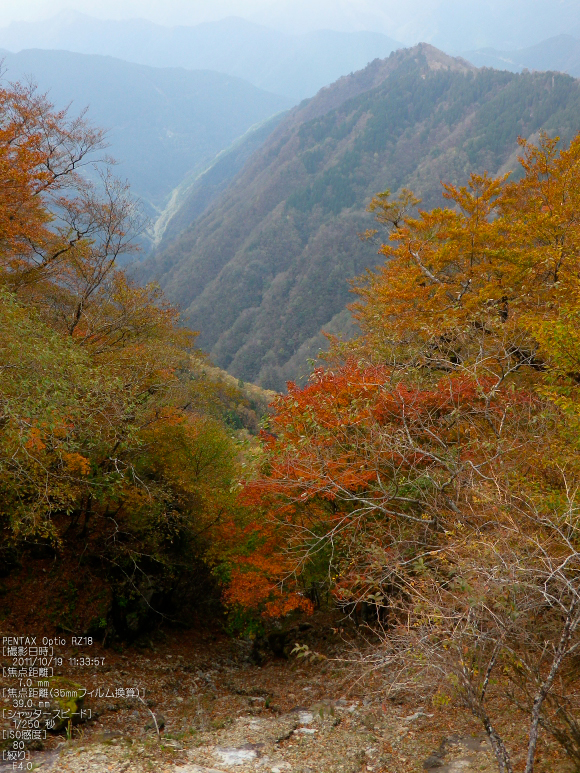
[
  {"x1": 1, "y1": 628, "x2": 571, "y2": 773},
  {"x1": 24, "y1": 698, "x2": 497, "y2": 773}
]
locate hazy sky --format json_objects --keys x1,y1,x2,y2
[
  {"x1": 0, "y1": 0, "x2": 578, "y2": 49},
  {"x1": 0, "y1": 1, "x2": 266, "y2": 26}
]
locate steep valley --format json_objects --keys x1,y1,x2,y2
[
  {"x1": 143, "y1": 44, "x2": 580, "y2": 390},
  {"x1": 0, "y1": 49, "x2": 290, "y2": 221}
]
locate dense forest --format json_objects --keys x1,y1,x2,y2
[
  {"x1": 221, "y1": 133, "x2": 580, "y2": 773},
  {"x1": 144, "y1": 44, "x2": 580, "y2": 392},
  {"x1": 0, "y1": 81, "x2": 274, "y2": 641}
]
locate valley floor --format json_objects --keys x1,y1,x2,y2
[{"x1": 0, "y1": 620, "x2": 573, "y2": 773}]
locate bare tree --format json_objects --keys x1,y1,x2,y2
[{"x1": 356, "y1": 482, "x2": 580, "y2": 773}]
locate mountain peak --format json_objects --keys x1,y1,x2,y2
[
  {"x1": 146, "y1": 59, "x2": 580, "y2": 391},
  {"x1": 407, "y1": 42, "x2": 476, "y2": 72},
  {"x1": 293, "y1": 42, "x2": 476, "y2": 124}
]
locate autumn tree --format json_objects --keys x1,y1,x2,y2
[
  {"x1": 230, "y1": 134, "x2": 580, "y2": 772},
  {"x1": 0, "y1": 78, "x2": 249, "y2": 638}
]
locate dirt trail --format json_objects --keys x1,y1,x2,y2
[{"x1": 1, "y1": 627, "x2": 504, "y2": 773}]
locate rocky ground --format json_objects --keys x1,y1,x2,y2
[{"x1": 0, "y1": 623, "x2": 573, "y2": 773}]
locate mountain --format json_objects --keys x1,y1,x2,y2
[
  {"x1": 0, "y1": 12, "x2": 401, "y2": 100},
  {"x1": 464, "y1": 34, "x2": 580, "y2": 77},
  {"x1": 0, "y1": 49, "x2": 289, "y2": 220},
  {"x1": 141, "y1": 44, "x2": 580, "y2": 391},
  {"x1": 255, "y1": 0, "x2": 580, "y2": 51},
  {"x1": 153, "y1": 113, "x2": 288, "y2": 247},
  {"x1": 3, "y1": 1, "x2": 580, "y2": 56}
]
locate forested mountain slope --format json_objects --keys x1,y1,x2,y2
[
  {"x1": 0, "y1": 49, "x2": 289, "y2": 219},
  {"x1": 153, "y1": 113, "x2": 287, "y2": 247},
  {"x1": 143, "y1": 44, "x2": 580, "y2": 390}
]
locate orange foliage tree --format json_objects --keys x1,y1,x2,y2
[
  {"x1": 0, "y1": 79, "x2": 248, "y2": 637},
  {"x1": 228, "y1": 134, "x2": 580, "y2": 772}
]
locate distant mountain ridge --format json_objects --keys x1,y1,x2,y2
[
  {"x1": 465, "y1": 34, "x2": 580, "y2": 77},
  {"x1": 5, "y1": 1, "x2": 580, "y2": 55},
  {"x1": 142, "y1": 44, "x2": 580, "y2": 390},
  {"x1": 0, "y1": 49, "x2": 289, "y2": 221},
  {"x1": 0, "y1": 11, "x2": 401, "y2": 100},
  {"x1": 253, "y1": 0, "x2": 580, "y2": 51},
  {"x1": 153, "y1": 114, "x2": 288, "y2": 248}
]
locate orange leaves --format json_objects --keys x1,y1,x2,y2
[
  {"x1": 223, "y1": 568, "x2": 313, "y2": 618},
  {"x1": 221, "y1": 138, "x2": 580, "y2": 620},
  {"x1": 223, "y1": 570, "x2": 274, "y2": 609},
  {"x1": 440, "y1": 171, "x2": 508, "y2": 219},
  {"x1": 61, "y1": 452, "x2": 91, "y2": 476},
  {"x1": 225, "y1": 136, "x2": 580, "y2": 623},
  {"x1": 0, "y1": 86, "x2": 52, "y2": 259},
  {"x1": 351, "y1": 135, "x2": 580, "y2": 378},
  {"x1": 0, "y1": 82, "x2": 102, "y2": 284},
  {"x1": 219, "y1": 519, "x2": 315, "y2": 619},
  {"x1": 256, "y1": 363, "x2": 504, "y2": 490},
  {"x1": 0, "y1": 80, "x2": 237, "y2": 548},
  {"x1": 222, "y1": 133, "x2": 580, "y2": 768},
  {"x1": 24, "y1": 427, "x2": 46, "y2": 452},
  {"x1": 220, "y1": 136, "x2": 580, "y2": 623},
  {"x1": 230, "y1": 360, "x2": 515, "y2": 618}
]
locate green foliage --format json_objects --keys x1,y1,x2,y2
[
  {"x1": 223, "y1": 604, "x2": 266, "y2": 639},
  {"x1": 0, "y1": 290, "x2": 114, "y2": 534},
  {"x1": 0, "y1": 80, "x2": 256, "y2": 640}
]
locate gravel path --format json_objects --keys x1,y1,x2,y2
[
  {"x1": 24, "y1": 696, "x2": 497, "y2": 773},
  {"x1": 1, "y1": 627, "x2": 570, "y2": 773}
]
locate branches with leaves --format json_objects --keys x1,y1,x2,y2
[{"x1": 232, "y1": 132, "x2": 580, "y2": 771}]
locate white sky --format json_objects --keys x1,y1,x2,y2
[{"x1": 0, "y1": 0, "x2": 268, "y2": 26}]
